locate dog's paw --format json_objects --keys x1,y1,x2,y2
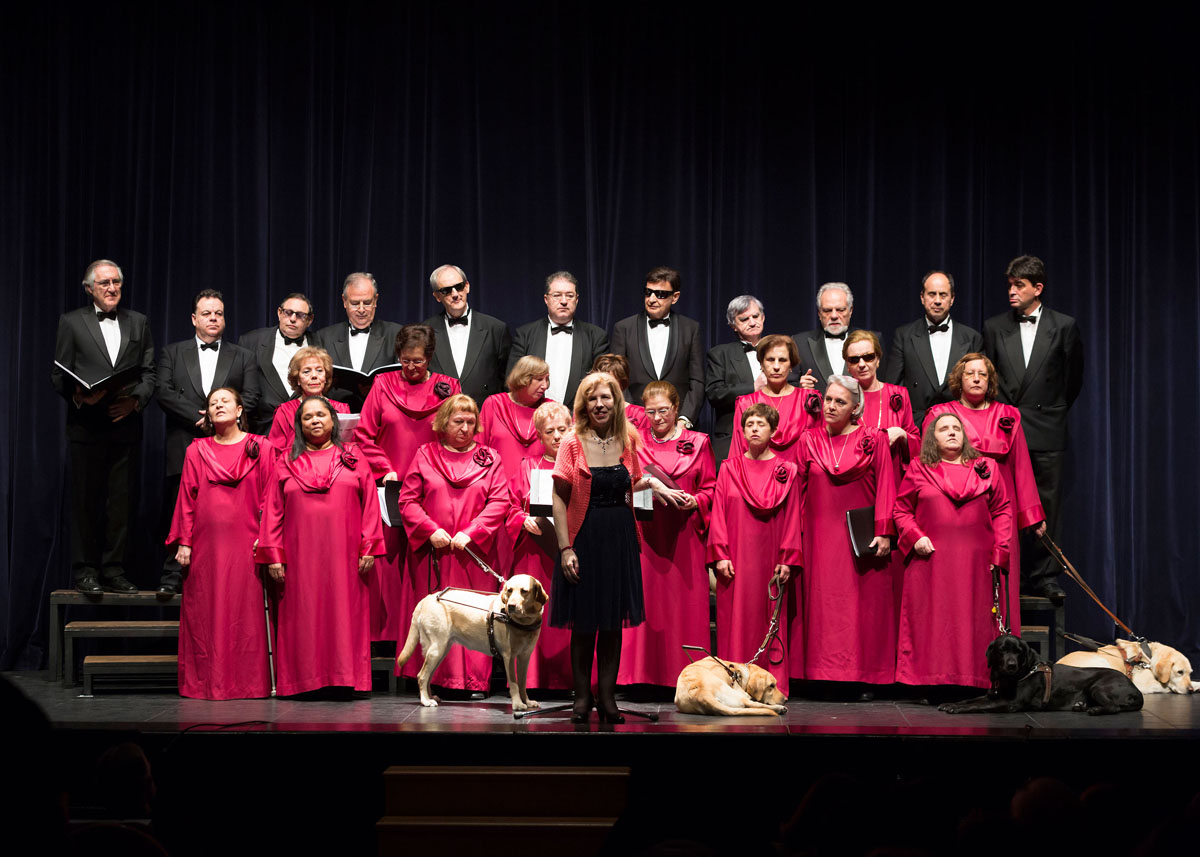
[
  {"x1": 938, "y1": 703, "x2": 960, "y2": 713},
  {"x1": 512, "y1": 699, "x2": 539, "y2": 712},
  {"x1": 420, "y1": 697, "x2": 440, "y2": 708},
  {"x1": 1072, "y1": 700, "x2": 1087, "y2": 711}
]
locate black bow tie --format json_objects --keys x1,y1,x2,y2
[
  {"x1": 927, "y1": 323, "x2": 949, "y2": 334},
  {"x1": 350, "y1": 326, "x2": 371, "y2": 336},
  {"x1": 1018, "y1": 314, "x2": 1037, "y2": 324},
  {"x1": 199, "y1": 341, "x2": 219, "y2": 352},
  {"x1": 550, "y1": 324, "x2": 573, "y2": 335},
  {"x1": 741, "y1": 342, "x2": 756, "y2": 353},
  {"x1": 824, "y1": 330, "x2": 845, "y2": 340},
  {"x1": 648, "y1": 317, "x2": 670, "y2": 328},
  {"x1": 446, "y1": 314, "x2": 469, "y2": 327},
  {"x1": 282, "y1": 333, "x2": 304, "y2": 346},
  {"x1": 96, "y1": 310, "x2": 117, "y2": 321}
]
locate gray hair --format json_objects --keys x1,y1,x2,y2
[
  {"x1": 342, "y1": 272, "x2": 378, "y2": 296},
  {"x1": 429, "y1": 264, "x2": 468, "y2": 289},
  {"x1": 82, "y1": 259, "x2": 123, "y2": 288},
  {"x1": 544, "y1": 271, "x2": 579, "y2": 293},
  {"x1": 826, "y1": 373, "x2": 865, "y2": 417},
  {"x1": 816, "y1": 282, "x2": 854, "y2": 310},
  {"x1": 725, "y1": 295, "x2": 764, "y2": 327}
]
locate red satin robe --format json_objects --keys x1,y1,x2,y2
[{"x1": 729, "y1": 387, "x2": 822, "y2": 464}]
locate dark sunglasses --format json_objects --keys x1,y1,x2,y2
[
  {"x1": 644, "y1": 287, "x2": 675, "y2": 300},
  {"x1": 845, "y1": 353, "x2": 878, "y2": 365},
  {"x1": 435, "y1": 282, "x2": 468, "y2": 297}
]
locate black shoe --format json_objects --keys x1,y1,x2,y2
[
  {"x1": 570, "y1": 695, "x2": 594, "y2": 723},
  {"x1": 1034, "y1": 580, "x2": 1066, "y2": 606},
  {"x1": 856, "y1": 690, "x2": 876, "y2": 702},
  {"x1": 76, "y1": 576, "x2": 103, "y2": 595},
  {"x1": 596, "y1": 705, "x2": 625, "y2": 724},
  {"x1": 157, "y1": 583, "x2": 179, "y2": 599},
  {"x1": 103, "y1": 575, "x2": 138, "y2": 594}
]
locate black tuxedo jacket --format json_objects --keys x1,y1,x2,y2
[
  {"x1": 422, "y1": 310, "x2": 512, "y2": 406},
  {"x1": 610, "y1": 312, "x2": 705, "y2": 422},
  {"x1": 705, "y1": 340, "x2": 758, "y2": 462},
  {"x1": 52, "y1": 306, "x2": 157, "y2": 443},
  {"x1": 155, "y1": 338, "x2": 260, "y2": 475},
  {"x1": 236, "y1": 326, "x2": 316, "y2": 435},
  {"x1": 983, "y1": 306, "x2": 1084, "y2": 452},
  {"x1": 507, "y1": 317, "x2": 609, "y2": 409},
  {"x1": 884, "y1": 318, "x2": 983, "y2": 430},
  {"x1": 313, "y1": 320, "x2": 402, "y2": 412},
  {"x1": 789, "y1": 327, "x2": 885, "y2": 392}
]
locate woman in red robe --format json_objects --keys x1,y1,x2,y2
[
  {"x1": 167, "y1": 387, "x2": 274, "y2": 700},
  {"x1": 396, "y1": 394, "x2": 510, "y2": 693},
  {"x1": 842, "y1": 330, "x2": 920, "y2": 487},
  {"x1": 257, "y1": 396, "x2": 385, "y2": 696},
  {"x1": 894, "y1": 413, "x2": 1013, "y2": 689},
  {"x1": 924, "y1": 353, "x2": 1046, "y2": 636},
  {"x1": 355, "y1": 324, "x2": 461, "y2": 642},
  {"x1": 266, "y1": 346, "x2": 351, "y2": 453},
  {"x1": 503, "y1": 401, "x2": 574, "y2": 689},
  {"x1": 794, "y1": 375, "x2": 896, "y2": 695},
  {"x1": 620, "y1": 380, "x2": 717, "y2": 687},
  {"x1": 730, "y1": 334, "x2": 821, "y2": 464},
  {"x1": 708, "y1": 403, "x2": 803, "y2": 688}
]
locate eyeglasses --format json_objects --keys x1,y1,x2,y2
[
  {"x1": 435, "y1": 282, "x2": 468, "y2": 297},
  {"x1": 644, "y1": 288, "x2": 675, "y2": 300},
  {"x1": 93, "y1": 278, "x2": 122, "y2": 288},
  {"x1": 399, "y1": 358, "x2": 428, "y2": 367},
  {"x1": 645, "y1": 407, "x2": 675, "y2": 417},
  {"x1": 845, "y1": 353, "x2": 877, "y2": 365},
  {"x1": 279, "y1": 307, "x2": 312, "y2": 319}
]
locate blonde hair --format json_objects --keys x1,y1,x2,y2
[
  {"x1": 432, "y1": 394, "x2": 481, "y2": 435},
  {"x1": 573, "y1": 372, "x2": 637, "y2": 452},
  {"x1": 506, "y1": 355, "x2": 551, "y2": 392},
  {"x1": 287, "y1": 346, "x2": 334, "y2": 394}
]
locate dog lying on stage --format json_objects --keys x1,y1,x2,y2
[
  {"x1": 1057, "y1": 639, "x2": 1198, "y2": 695},
  {"x1": 938, "y1": 634, "x2": 1143, "y2": 716},
  {"x1": 396, "y1": 574, "x2": 547, "y2": 711},
  {"x1": 674, "y1": 657, "x2": 788, "y2": 716}
]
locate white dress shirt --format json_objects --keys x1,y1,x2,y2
[
  {"x1": 1019, "y1": 305, "x2": 1042, "y2": 367},
  {"x1": 742, "y1": 340, "x2": 762, "y2": 381},
  {"x1": 96, "y1": 307, "x2": 121, "y2": 365},
  {"x1": 272, "y1": 330, "x2": 303, "y2": 392},
  {"x1": 347, "y1": 324, "x2": 370, "y2": 371},
  {"x1": 822, "y1": 333, "x2": 846, "y2": 376},
  {"x1": 445, "y1": 309, "x2": 471, "y2": 376},
  {"x1": 646, "y1": 314, "x2": 670, "y2": 378},
  {"x1": 197, "y1": 336, "x2": 220, "y2": 394},
  {"x1": 927, "y1": 317, "x2": 953, "y2": 385},
  {"x1": 544, "y1": 317, "x2": 573, "y2": 404}
]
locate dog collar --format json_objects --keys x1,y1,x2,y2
[{"x1": 486, "y1": 611, "x2": 542, "y2": 658}]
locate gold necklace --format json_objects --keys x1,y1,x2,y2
[{"x1": 828, "y1": 428, "x2": 854, "y2": 473}]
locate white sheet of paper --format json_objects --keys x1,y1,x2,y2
[{"x1": 529, "y1": 469, "x2": 555, "y2": 518}]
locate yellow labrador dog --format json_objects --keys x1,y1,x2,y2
[
  {"x1": 675, "y1": 657, "x2": 788, "y2": 716},
  {"x1": 397, "y1": 574, "x2": 547, "y2": 711},
  {"x1": 1057, "y1": 640, "x2": 1198, "y2": 694}
]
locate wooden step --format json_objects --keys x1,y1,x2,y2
[
  {"x1": 65, "y1": 621, "x2": 181, "y2": 685},
  {"x1": 377, "y1": 816, "x2": 615, "y2": 857},
  {"x1": 1022, "y1": 625, "x2": 1050, "y2": 657},
  {"x1": 382, "y1": 766, "x2": 629, "y2": 818},
  {"x1": 82, "y1": 654, "x2": 178, "y2": 695},
  {"x1": 49, "y1": 590, "x2": 179, "y2": 684}
]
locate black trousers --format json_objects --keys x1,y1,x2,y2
[
  {"x1": 67, "y1": 440, "x2": 140, "y2": 582},
  {"x1": 1020, "y1": 448, "x2": 1065, "y2": 589}
]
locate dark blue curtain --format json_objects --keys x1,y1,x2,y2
[{"x1": 4, "y1": 1, "x2": 1198, "y2": 668}]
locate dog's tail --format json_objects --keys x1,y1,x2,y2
[{"x1": 395, "y1": 618, "x2": 420, "y2": 669}]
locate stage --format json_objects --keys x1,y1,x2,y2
[{"x1": 8, "y1": 670, "x2": 1200, "y2": 856}]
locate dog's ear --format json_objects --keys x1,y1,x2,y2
[
  {"x1": 532, "y1": 578, "x2": 548, "y2": 606},
  {"x1": 500, "y1": 583, "x2": 512, "y2": 606},
  {"x1": 985, "y1": 636, "x2": 1001, "y2": 664},
  {"x1": 1154, "y1": 655, "x2": 1172, "y2": 685}
]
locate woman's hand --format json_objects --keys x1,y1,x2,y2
[
  {"x1": 913, "y1": 536, "x2": 935, "y2": 556},
  {"x1": 450, "y1": 532, "x2": 472, "y2": 551},
  {"x1": 268, "y1": 563, "x2": 285, "y2": 582},
  {"x1": 562, "y1": 548, "x2": 580, "y2": 583},
  {"x1": 715, "y1": 559, "x2": 734, "y2": 581},
  {"x1": 675, "y1": 493, "x2": 698, "y2": 510},
  {"x1": 429, "y1": 529, "x2": 452, "y2": 549},
  {"x1": 773, "y1": 563, "x2": 791, "y2": 584},
  {"x1": 869, "y1": 535, "x2": 892, "y2": 558},
  {"x1": 382, "y1": 471, "x2": 398, "y2": 483},
  {"x1": 358, "y1": 555, "x2": 375, "y2": 574},
  {"x1": 886, "y1": 426, "x2": 908, "y2": 446},
  {"x1": 522, "y1": 516, "x2": 542, "y2": 535},
  {"x1": 1033, "y1": 521, "x2": 1047, "y2": 538},
  {"x1": 175, "y1": 545, "x2": 192, "y2": 568}
]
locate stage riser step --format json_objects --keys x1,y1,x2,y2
[
  {"x1": 82, "y1": 655, "x2": 178, "y2": 695},
  {"x1": 382, "y1": 766, "x2": 629, "y2": 818},
  {"x1": 65, "y1": 622, "x2": 180, "y2": 685},
  {"x1": 377, "y1": 817, "x2": 614, "y2": 857}
]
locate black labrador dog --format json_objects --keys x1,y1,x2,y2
[{"x1": 939, "y1": 634, "x2": 1143, "y2": 715}]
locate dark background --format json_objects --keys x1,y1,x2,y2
[{"x1": 4, "y1": 1, "x2": 1197, "y2": 669}]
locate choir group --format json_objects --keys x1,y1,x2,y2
[{"x1": 52, "y1": 257, "x2": 1084, "y2": 707}]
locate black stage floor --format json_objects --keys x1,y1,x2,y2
[{"x1": 10, "y1": 671, "x2": 1200, "y2": 856}]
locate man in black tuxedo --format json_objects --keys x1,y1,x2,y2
[
  {"x1": 313, "y1": 272, "x2": 402, "y2": 412},
  {"x1": 885, "y1": 270, "x2": 983, "y2": 431},
  {"x1": 790, "y1": 282, "x2": 881, "y2": 393},
  {"x1": 154, "y1": 289, "x2": 260, "y2": 596},
  {"x1": 984, "y1": 255, "x2": 1084, "y2": 603},
  {"x1": 52, "y1": 259, "x2": 157, "y2": 593},
  {"x1": 422, "y1": 264, "x2": 511, "y2": 407},
  {"x1": 237, "y1": 293, "x2": 317, "y2": 434},
  {"x1": 507, "y1": 271, "x2": 609, "y2": 409},
  {"x1": 610, "y1": 266, "x2": 705, "y2": 426},
  {"x1": 705, "y1": 295, "x2": 767, "y2": 463}
]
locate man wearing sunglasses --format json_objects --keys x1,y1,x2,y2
[
  {"x1": 610, "y1": 266, "x2": 705, "y2": 427},
  {"x1": 422, "y1": 264, "x2": 511, "y2": 406},
  {"x1": 52, "y1": 259, "x2": 157, "y2": 593},
  {"x1": 237, "y1": 293, "x2": 317, "y2": 434},
  {"x1": 790, "y1": 282, "x2": 882, "y2": 394},
  {"x1": 884, "y1": 270, "x2": 983, "y2": 430}
]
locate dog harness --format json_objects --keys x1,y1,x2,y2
[
  {"x1": 431, "y1": 587, "x2": 543, "y2": 658},
  {"x1": 1020, "y1": 663, "x2": 1054, "y2": 709}
]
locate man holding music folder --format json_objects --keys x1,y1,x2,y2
[
  {"x1": 52, "y1": 259, "x2": 156, "y2": 593},
  {"x1": 314, "y1": 272, "x2": 403, "y2": 412}
]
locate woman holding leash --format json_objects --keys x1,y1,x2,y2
[
  {"x1": 893, "y1": 413, "x2": 1013, "y2": 689},
  {"x1": 397, "y1": 394, "x2": 510, "y2": 695}
]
